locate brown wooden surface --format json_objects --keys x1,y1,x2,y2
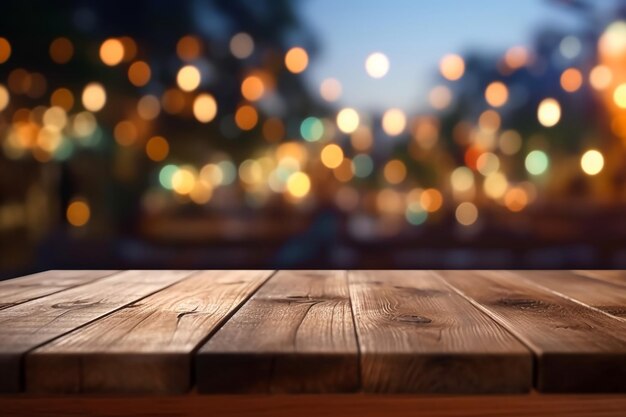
[
  {"x1": 513, "y1": 270, "x2": 626, "y2": 320},
  {"x1": 0, "y1": 270, "x2": 117, "y2": 311},
  {"x1": 26, "y1": 270, "x2": 273, "y2": 394},
  {"x1": 3, "y1": 394, "x2": 626, "y2": 417},
  {"x1": 0, "y1": 270, "x2": 193, "y2": 393},
  {"x1": 437, "y1": 270, "x2": 626, "y2": 392},
  {"x1": 573, "y1": 270, "x2": 626, "y2": 287},
  {"x1": 196, "y1": 270, "x2": 359, "y2": 393},
  {"x1": 348, "y1": 270, "x2": 532, "y2": 394}
]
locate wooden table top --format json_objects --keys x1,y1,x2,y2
[{"x1": 0, "y1": 270, "x2": 625, "y2": 395}]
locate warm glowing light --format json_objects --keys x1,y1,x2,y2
[
  {"x1": 321, "y1": 144, "x2": 344, "y2": 169},
  {"x1": 365, "y1": 52, "x2": 390, "y2": 78},
  {"x1": 336, "y1": 108, "x2": 359, "y2": 134},
  {"x1": 429, "y1": 85, "x2": 452, "y2": 110},
  {"x1": 235, "y1": 105, "x2": 258, "y2": 130},
  {"x1": 49, "y1": 37, "x2": 73, "y2": 64},
  {"x1": 483, "y1": 172, "x2": 508, "y2": 199},
  {"x1": 0, "y1": 84, "x2": 9, "y2": 111},
  {"x1": 580, "y1": 149, "x2": 604, "y2": 176},
  {"x1": 383, "y1": 160, "x2": 407, "y2": 184},
  {"x1": 285, "y1": 47, "x2": 308, "y2": 73},
  {"x1": 146, "y1": 136, "x2": 169, "y2": 162},
  {"x1": 525, "y1": 150, "x2": 549, "y2": 175},
  {"x1": 128, "y1": 61, "x2": 151, "y2": 87},
  {"x1": 504, "y1": 46, "x2": 530, "y2": 70},
  {"x1": 176, "y1": 35, "x2": 202, "y2": 61},
  {"x1": 451, "y1": 167, "x2": 474, "y2": 192},
  {"x1": 560, "y1": 68, "x2": 583, "y2": 93},
  {"x1": 476, "y1": 152, "x2": 500, "y2": 176},
  {"x1": 43, "y1": 106, "x2": 67, "y2": 129},
  {"x1": 456, "y1": 202, "x2": 478, "y2": 226},
  {"x1": 485, "y1": 81, "x2": 509, "y2": 107},
  {"x1": 599, "y1": 21, "x2": 626, "y2": 58},
  {"x1": 320, "y1": 78, "x2": 342, "y2": 102},
  {"x1": 286, "y1": 172, "x2": 311, "y2": 198},
  {"x1": 382, "y1": 108, "x2": 407, "y2": 136},
  {"x1": 193, "y1": 93, "x2": 218, "y2": 123},
  {"x1": 504, "y1": 187, "x2": 528, "y2": 212},
  {"x1": 161, "y1": 89, "x2": 186, "y2": 114},
  {"x1": 537, "y1": 98, "x2": 561, "y2": 127},
  {"x1": 177, "y1": 65, "x2": 201, "y2": 92},
  {"x1": 241, "y1": 75, "x2": 265, "y2": 101},
  {"x1": 114, "y1": 120, "x2": 138, "y2": 146},
  {"x1": 0, "y1": 37, "x2": 11, "y2": 64},
  {"x1": 137, "y1": 95, "x2": 161, "y2": 120},
  {"x1": 589, "y1": 65, "x2": 612, "y2": 90},
  {"x1": 420, "y1": 189, "x2": 443, "y2": 212},
  {"x1": 67, "y1": 199, "x2": 90, "y2": 227},
  {"x1": 614, "y1": 84, "x2": 626, "y2": 109},
  {"x1": 172, "y1": 167, "x2": 197, "y2": 195},
  {"x1": 263, "y1": 118, "x2": 285, "y2": 142},
  {"x1": 99, "y1": 38, "x2": 124, "y2": 66},
  {"x1": 81, "y1": 83, "x2": 106, "y2": 112},
  {"x1": 439, "y1": 54, "x2": 465, "y2": 81},
  {"x1": 230, "y1": 32, "x2": 254, "y2": 59},
  {"x1": 51, "y1": 88, "x2": 74, "y2": 111},
  {"x1": 499, "y1": 130, "x2": 522, "y2": 155},
  {"x1": 478, "y1": 110, "x2": 501, "y2": 133},
  {"x1": 119, "y1": 37, "x2": 137, "y2": 62}
]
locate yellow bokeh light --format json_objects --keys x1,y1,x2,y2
[
  {"x1": 440, "y1": 54, "x2": 465, "y2": 81},
  {"x1": 485, "y1": 81, "x2": 509, "y2": 107},
  {"x1": 176, "y1": 35, "x2": 202, "y2": 61},
  {"x1": 145, "y1": 136, "x2": 169, "y2": 162},
  {"x1": 451, "y1": 166, "x2": 474, "y2": 192},
  {"x1": 614, "y1": 84, "x2": 626, "y2": 109},
  {"x1": 382, "y1": 108, "x2": 406, "y2": 136},
  {"x1": 320, "y1": 78, "x2": 342, "y2": 102},
  {"x1": 0, "y1": 37, "x2": 11, "y2": 64},
  {"x1": 383, "y1": 159, "x2": 407, "y2": 185},
  {"x1": 241, "y1": 75, "x2": 265, "y2": 101},
  {"x1": 589, "y1": 65, "x2": 613, "y2": 91},
  {"x1": 230, "y1": 32, "x2": 254, "y2": 59},
  {"x1": 43, "y1": 106, "x2": 67, "y2": 129},
  {"x1": 455, "y1": 202, "x2": 478, "y2": 226},
  {"x1": 177, "y1": 65, "x2": 201, "y2": 92},
  {"x1": 285, "y1": 47, "x2": 308, "y2": 74},
  {"x1": 560, "y1": 68, "x2": 583, "y2": 93},
  {"x1": 81, "y1": 83, "x2": 106, "y2": 112},
  {"x1": 172, "y1": 167, "x2": 197, "y2": 195},
  {"x1": 49, "y1": 37, "x2": 73, "y2": 64},
  {"x1": 66, "y1": 199, "x2": 90, "y2": 227},
  {"x1": 193, "y1": 93, "x2": 218, "y2": 123},
  {"x1": 128, "y1": 61, "x2": 151, "y2": 87},
  {"x1": 537, "y1": 98, "x2": 561, "y2": 127},
  {"x1": 99, "y1": 38, "x2": 124, "y2": 66},
  {"x1": 336, "y1": 108, "x2": 359, "y2": 134},
  {"x1": 0, "y1": 84, "x2": 9, "y2": 112},
  {"x1": 286, "y1": 172, "x2": 311, "y2": 198},
  {"x1": 365, "y1": 52, "x2": 390, "y2": 79},
  {"x1": 476, "y1": 152, "x2": 500, "y2": 176},
  {"x1": 580, "y1": 149, "x2": 604, "y2": 176},
  {"x1": 483, "y1": 172, "x2": 508, "y2": 199},
  {"x1": 420, "y1": 189, "x2": 443, "y2": 212},
  {"x1": 599, "y1": 21, "x2": 626, "y2": 58},
  {"x1": 321, "y1": 144, "x2": 344, "y2": 169},
  {"x1": 235, "y1": 105, "x2": 258, "y2": 130}
]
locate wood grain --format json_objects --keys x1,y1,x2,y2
[
  {"x1": 572, "y1": 270, "x2": 626, "y2": 287},
  {"x1": 196, "y1": 270, "x2": 359, "y2": 394},
  {"x1": 348, "y1": 270, "x2": 532, "y2": 394},
  {"x1": 0, "y1": 270, "x2": 117, "y2": 310},
  {"x1": 26, "y1": 270, "x2": 273, "y2": 394},
  {"x1": 437, "y1": 270, "x2": 626, "y2": 392},
  {"x1": 512, "y1": 270, "x2": 626, "y2": 320},
  {"x1": 3, "y1": 394, "x2": 626, "y2": 417},
  {"x1": 0, "y1": 270, "x2": 193, "y2": 393}
]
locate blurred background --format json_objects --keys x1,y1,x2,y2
[{"x1": 3, "y1": 0, "x2": 626, "y2": 277}]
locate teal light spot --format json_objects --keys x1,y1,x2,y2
[
  {"x1": 525, "y1": 150, "x2": 549, "y2": 176},
  {"x1": 406, "y1": 203, "x2": 428, "y2": 226},
  {"x1": 54, "y1": 138, "x2": 74, "y2": 161},
  {"x1": 352, "y1": 154, "x2": 374, "y2": 178},
  {"x1": 218, "y1": 160, "x2": 237, "y2": 185},
  {"x1": 300, "y1": 117, "x2": 324, "y2": 142},
  {"x1": 159, "y1": 164, "x2": 178, "y2": 189}
]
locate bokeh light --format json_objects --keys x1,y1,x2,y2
[
  {"x1": 537, "y1": 98, "x2": 561, "y2": 127},
  {"x1": 66, "y1": 199, "x2": 90, "y2": 227},
  {"x1": 177, "y1": 65, "x2": 201, "y2": 92},
  {"x1": 81, "y1": 83, "x2": 106, "y2": 112},
  {"x1": 580, "y1": 149, "x2": 604, "y2": 176},
  {"x1": 285, "y1": 47, "x2": 308, "y2": 73},
  {"x1": 99, "y1": 38, "x2": 124, "y2": 66},
  {"x1": 439, "y1": 54, "x2": 465, "y2": 81},
  {"x1": 365, "y1": 52, "x2": 390, "y2": 78},
  {"x1": 336, "y1": 108, "x2": 359, "y2": 133}
]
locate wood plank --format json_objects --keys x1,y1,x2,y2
[
  {"x1": 3, "y1": 394, "x2": 626, "y2": 417},
  {"x1": 196, "y1": 270, "x2": 359, "y2": 394},
  {"x1": 437, "y1": 270, "x2": 626, "y2": 392},
  {"x1": 0, "y1": 270, "x2": 118, "y2": 310},
  {"x1": 348, "y1": 270, "x2": 532, "y2": 394},
  {"x1": 0, "y1": 270, "x2": 193, "y2": 393},
  {"x1": 512, "y1": 271, "x2": 626, "y2": 320},
  {"x1": 572, "y1": 270, "x2": 626, "y2": 287},
  {"x1": 26, "y1": 270, "x2": 273, "y2": 394}
]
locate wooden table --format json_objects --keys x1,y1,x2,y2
[{"x1": 1, "y1": 270, "x2": 626, "y2": 416}]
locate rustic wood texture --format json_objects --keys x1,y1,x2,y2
[
  {"x1": 573, "y1": 270, "x2": 626, "y2": 287},
  {"x1": 512, "y1": 270, "x2": 626, "y2": 320},
  {"x1": 437, "y1": 270, "x2": 626, "y2": 393},
  {"x1": 348, "y1": 270, "x2": 532, "y2": 394},
  {"x1": 0, "y1": 270, "x2": 117, "y2": 310},
  {"x1": 0, "y1": 270, "x2": 193, "y2": 393},
  {"x1": 3, "y1": 394, "x2": 626, "y2": 417},
  {"x1": 196, "y1": 270, "x2": 359, "y2": 394},
  {"x1": 26, "y1": 270, "x2": 273, "y2": 394}
]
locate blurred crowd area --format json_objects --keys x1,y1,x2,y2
[{"x1": 3, "y1": 0, "x2": 626, "y2": 277}]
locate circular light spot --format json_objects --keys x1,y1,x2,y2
[
  {"x1": 499, "y1": 130, "x2": 522, "y2": 155},
  {"x1": 49, "y1": 37, "x2": 73, "y2": 64},
  {"x1": 137, "y1": 95, "x2": 161, "y2": 120},
  {"x1": 580, "y1": 149, "x2": 604, "y2": 176},
  {"x1": 456, "y1": 202, "x2": 478, "y2": 226},
  {"x1": 146, "y1": 136, "x2": 169, "y2": 162},
  {"x1": 128, "y1": 61, "x2": 151, "y2": 87},
  {"x1": 300, "y1": 117, "x2": 324, "y2": 142},
  {"x1": 525, "y1": 150, "x2": 549, "y2": 175},
  {"x1": 429, "y1": 85, "x2": 452, "y2": 110},
  {"x1": 504, "y1": 187, "x2": 528, "y2": 212},
  {"x1": 113, "y1": 120, "x2": 137, "y2": 146},
  {"x1": 67, "y1": 199, "x2": 90, "y2": 227},
  {"x1": 0, "y1": 84, "x2": 10, "y2": 111},
  {"x1": 235, "y1": 105, "x2": 258, "y2": 130},
  {"x1": 406, "y1": 203, "x2": 428, "y2": 226},
  {"x1": 321, "y1": 144, "x2": 344, "y2": 169},
  {"x1": 193, "y1": 93, "x2": 217, "y2": 123},
  {"x1": 177, "y1": 65, "x2": 201, "y2": 92},
  {"x1": 365, "y1": 52, "x2": 389, "y2": 78},
  {"x1": 614, "y1": 84, "x2": 626, "y2": 109},
  {"x1": 560, "y1": 36, "x2": 582, "y2": 59},
  {"x1": 161, "y1": 88, "x2": 185, "y2": 114},
  {"x1": 485, "y1": 81, "x2": 509, "y2": 107},
  {"x1": 320, "y1": 78, "x2": 342, "y2": 102},
  {"x1": 589, "y1": 65, "x2": 612, "y2": 91},
  {"x1": 81, "y1": 83, "x2": 106, "y2": 112},
  {"x1": 476, "y1": 152, "x2": 500, "y2": 176},
  {"x1": 483, "y1": 172, "x2": 508, "y2": 199},
  {"x1": 599, "y1": 21, "x2": 626, "y2": 58},
  {"x1": 352, "y1": 154, "x2": 374, "y2": 178},
  {"x1": 537, "y1": 98, "x2": 561, "y2": 127},
  {"x1": 172, "y1": 167, "x2": 197, "y2": 195},
  {"x1": 241, "y1": 75, "x2": 265, "y2": 101},
  {"x1": 451, "y1": 166, "x2": 474, "y2": 192},
  {"x1": 51, "y1": 88, "x2": 74, "y2": 111},
  {"x1": 286, "y1": 172, "x2": 311, "y2": 198},
  {"x1": 383, "y1": 159, "x2": 407, "y2": 184},
  {"x1": 99, "y1": 38, "x2": 124, "y2": 66},
  {"x1": 382, "y1": 108, "x2": 406, "y2": 136},
  {"x1": 336, "y1": 108, "x2": 359, "y2": 134},
  {"x1": 440, "y1": 54, "x2": 465, "y2": 81},
  {"x1": 285, "y1": 47, "x2": 308, "y2": 74},
  {"x1": 420, "y1": 188, "x2": 443, "y2": 212},
  {"x1": 159, "y1": 164, "x2": 178, "y2": 189},
  {"x1": 0, "y1": 37, "x2": 11, "y2": 64},
  {"x1": 176, "y1": 35, "x2": 202, "y2": 61},
  {"x1": 230, "y1": 32, "x2": 254, "y2": 59},
  {"x1": 561, "y1": 68, "x2": 583, "y2": 93}
]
